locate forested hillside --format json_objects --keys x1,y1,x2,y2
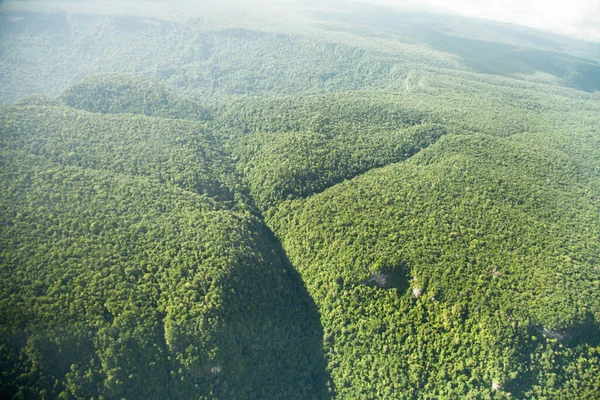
[
  {"x1": 269, "y1": 132, "x2": 600, "y2": 398},
  {"x1": 59, "y1": 75, "x2": 212, "y2": 121},
  {"x1": 1, "y1": 1, "x2": 600, "y2": 399},
  {"x1": 0, "y1": 104, "x2": 235, "y2": 202},
  {"x1": 0, "y1": 132, "x2": 330, "y2": 400}
]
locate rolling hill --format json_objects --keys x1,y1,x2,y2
[{"x1": 1, "y1": 1, "x2": 600, "y2": 398}]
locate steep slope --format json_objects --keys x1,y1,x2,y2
[
  {"x1": 267, "y1": 130, "x2": 600, "y2": 398},
  {"x1": 0, "y1": 142, "x2": 331, "y2": 399}
]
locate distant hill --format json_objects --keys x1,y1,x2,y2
[
  {"x1": 59, "y1": 74, "x2": 211, "y2": 120},
  {"x1": 314, "y1": 4, "x2": 600, "y2": 92},
  {"x1": 1, "y1": 8, "x2": 599, "y2": 105}
]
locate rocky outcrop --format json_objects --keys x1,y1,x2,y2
[{"x1": 361, "y1": 272, "x2": 392, "y2": 288}]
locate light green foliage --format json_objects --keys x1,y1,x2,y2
[
  {"x1": 268, "y1": 130, "x2": 600, "y2": 398},
  {"x1": 210, "y1": 94, "x2": 445, "y2": 211}
]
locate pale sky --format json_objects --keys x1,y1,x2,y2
[{"x1": 371, "y1": 0, "x2": 600, "y2": 41}]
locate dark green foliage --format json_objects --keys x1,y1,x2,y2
[
  {"x1": 0, "y1": 148, "x2": 331, "y2": 399},
  {"x1": 0, "y1": 104, "x2": 235, "y2": 203},
  {"x1": 235, "y1": 122, "x2": 444, "y2": 211}
]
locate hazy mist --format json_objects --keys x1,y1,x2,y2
[
  {"x1": 371, "y1": 0, "x2": 600, "y2": 41},
  {"x1": 3, "y1": 0, "x2": 599, "y2": 41}
]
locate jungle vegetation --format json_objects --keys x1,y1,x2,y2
[{"x1": 1, "y1": 1, "x2": 600, "y2": 399}]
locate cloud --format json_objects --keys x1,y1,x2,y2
[{"x1": 369, "y1": 0, "x2": 600, "y2": 41}]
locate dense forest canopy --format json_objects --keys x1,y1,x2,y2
[{"x1": 1, "y1": 0, "x2": 599, "y2": 398}]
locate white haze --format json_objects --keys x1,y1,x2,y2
[
  {"x1": 3, "y1": 0, "x2": 599, "y2": 42},
  {"x1": 369, "y1": 0, "x2": 600, "y2": 42}
]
